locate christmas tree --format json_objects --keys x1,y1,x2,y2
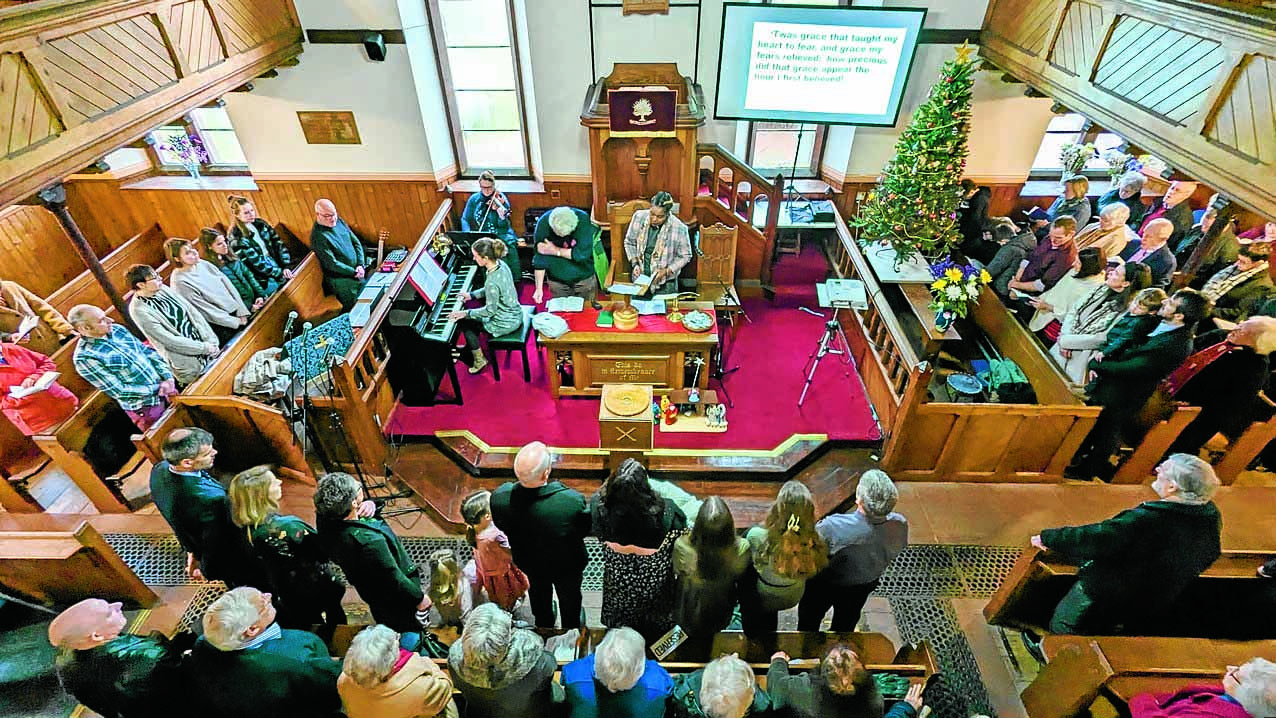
[{"x1": 852, "y1": 43, "x2": 977, "y2": 264}]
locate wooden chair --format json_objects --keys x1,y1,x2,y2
[
  {"x1": 605, "y1": 199, "x2": 651, "y2": 286},
  {"x1": 486, "y1": 305, "x2": 537, "y2": 382},
  {"x1": 694, "y1": 222, "x2": 739, "y2": 305}
]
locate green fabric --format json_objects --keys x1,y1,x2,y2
[
  {"x1": 189, "y1": 629, "x2": 342, "y2": 718},
  {"x1": 593, "y1": 225, "x2": 608, "y2": 286}
]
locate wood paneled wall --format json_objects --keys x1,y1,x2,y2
[
  {"x1": 0, "y1": 205, "x2": 110, "y2": 297},
  {"x1": 65, "y1": 179, "x2": 448, "y2": 249}
]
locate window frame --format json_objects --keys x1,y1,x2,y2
[
  {"x1": 145, "y1": 107, "x2": 249, "y2": 176},
  {"x1": 426, "y1": 0, "x2": 534, "y2": 180},
  {"x1": 745, "y1": 121, "x2": 828, "y2": 179},
  {"x1": 1028, "y1": 113, "x2": 1126, "y2": 182}
]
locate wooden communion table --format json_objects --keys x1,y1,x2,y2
[{"x1": 540, "y1": 302, "x2": 718, "y2": 398}]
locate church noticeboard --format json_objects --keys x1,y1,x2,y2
[
  {"x1": 297, "y1": 111, "x2": 362, "y2": 145},
  {"x1": 607, "y1": 88, "x2": 676, "y2": 137}
]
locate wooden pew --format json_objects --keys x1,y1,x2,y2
[
  {"x1": 44, "y1": 223, "x2": 168, "y2": 320},
  {"x1": 1022, "y1": 635, "x2": 1276, "y2": 718},
  {"x1": 0, "y1": 519, "x2": 157, "y2": 608},
  {"x1": 134, "y1": 241, "x2": 337, "y2": 485},
  {"x1": 984, "y1": 546, "x2": 1276, "y2": 639},
  {"x1": 324, "y1": 201, "x2": 454, "y2": 471}
]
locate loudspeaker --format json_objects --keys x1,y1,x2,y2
[{"x1": 363, "y1": 32, "x2": 386, "y2": 62}]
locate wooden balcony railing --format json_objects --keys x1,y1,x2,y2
[
  {"x1": 980, "y1": 0, "x2": 1276, "y2": 219},
  {"x1": 695, "y1": 143, "x2": 782, "y2": 288},
  {"x1": 0, "y1": 0, "x2": 303, "y2": 207}
]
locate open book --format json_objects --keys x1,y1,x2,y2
[
  {"x1": 546, "y1": 296, "x2": 585, "y2": 313},
  {"x1": 1023, "y1": 206, "x2": 1050, "y2": 222},
  {"x1": 9, "y1": 371, "x2": 59, "y2": 399}
]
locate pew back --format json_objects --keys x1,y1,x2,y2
[
  {"x1": 45, "y1": 223, "x2": 167, "y2": 317},
  {"x1": 0, "y1": 520, "x2": 157, "y2": 607}
]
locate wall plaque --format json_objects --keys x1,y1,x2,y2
[
  {"x1": 622, "y1": 0, "x2": 669, "y2": 15},
  {"x1": 297, "y1": 111, "x2": 361, "y2": 145}
]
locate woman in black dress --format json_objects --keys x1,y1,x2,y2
[
  {"x1": 590, "y1": 458, "x2": 687, "y2": 641},
  {"x1": 228, "y1": 466, "x2": 347, "y2": 635}
]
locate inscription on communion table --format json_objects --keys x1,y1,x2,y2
[{"x1": 594, "y1": 357, "x2": 668, "y2": 385}]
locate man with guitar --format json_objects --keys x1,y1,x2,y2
[{"x1": 461, "y1": 170, "x2": 521, "y2": 280}]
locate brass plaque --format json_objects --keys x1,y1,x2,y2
[
  {"x1": 592, "y1": 355, "x2": 669, "y2": 385},
  {"x1": 297, "y1": 111, "x2": 362, "y2": 145},
  {"x1": 622, "y1": 0, "x2": 669, "y2": 14}
]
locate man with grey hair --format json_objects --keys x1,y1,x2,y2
[
  {"x1": 1032, "y1": 453, "x2": 1222, "y2": 634},
  {"x1": 338, "y1": 624, "x2": 457, "y2": 718},
  {"x1": 562, "y1": 626, "x2": 672, "y2": 716},
  {"x1": 531, "y1": 205, "x2": 599, "y2": 306},
  {"x1": 69, "y1": 303, "x2": 176, "y2": 430},
  {"x1": 1097, "y1": 171, "x2": 1148, "y2": 230},
  {"x1": 310, "y1": 198, "x2": 369, "y2": 310},
  {"x1": 188, "y1": 586, "x2": 342, "y2": 718},
  {"x1": 490, "y1": 441, "x2": 590, "y2": 628},
  {"x1": 798, "y1": 470, "x2": 908, "y2": 632},
  {"x1": 1075, "y1": 202, "x2": 1137, "y2": 258},
  {"x1": 1122, "y1": 217, "x2": 1178, "y2": 288}
]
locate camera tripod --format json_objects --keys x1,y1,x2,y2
[{"x1": 797, "y1": 306, "x2": 852, "y2": 407}]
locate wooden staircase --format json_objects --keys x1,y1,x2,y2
[
  {"x1": 693, "y1": 144, "x2": 782, "y2": 294},
  {"x1": 388, "y1": 440, "x2": 877, "y2": 531}
]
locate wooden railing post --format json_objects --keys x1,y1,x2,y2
[{"x1": 881, "y1": 362, "x2": 931, "y2": 471}]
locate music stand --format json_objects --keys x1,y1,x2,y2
[{"x1": 797, "y1": 283, "x2": 855, "y2": 407}]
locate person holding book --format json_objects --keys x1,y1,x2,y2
[
  {"x1": 623, "y1": 192, "x2": 692, "y2": 298},
  {"x1": 0, "y1": 340, "x2": 78, "y2": 435},
  {"x1": 0, "y1": 279, "x2": 75, "y2": 357}
]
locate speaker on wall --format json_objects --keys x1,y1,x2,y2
[{"x1": 363, "y1": 32, "x2": 386, "y2": 62}]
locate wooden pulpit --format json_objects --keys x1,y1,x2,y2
[{"x1": 580, "y1": 63, "x2": 706, "y2": 227}]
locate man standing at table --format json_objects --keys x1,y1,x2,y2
[
  {"x1": 532, "y1": 206, "x2": 599, "y2": 306},
  {"x1": 310, "y1": 199, "x2": 368, "y2": 311}
]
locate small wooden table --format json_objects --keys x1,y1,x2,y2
[{"x1": 539, "y1": 302, "x2": 718, "y2": 398}]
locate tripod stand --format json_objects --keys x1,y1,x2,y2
[{"x1": 797, "y1": 305, "x2": 852, "y2": 407}]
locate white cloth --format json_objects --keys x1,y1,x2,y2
[{"x1": 1028, "y1": 270, "x2": 1106, "y2": 332}]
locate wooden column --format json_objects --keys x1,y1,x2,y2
[{"x1": 36, "y1": 184, "x2": 142, "y2": 337}]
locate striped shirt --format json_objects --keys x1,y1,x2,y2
[{"x1": 73, "y1": 324, "x2": 172, "y2": 410}]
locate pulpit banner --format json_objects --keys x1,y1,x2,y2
[{"x1": 608, "y1": 88, "x2": 677, "y2": 137}]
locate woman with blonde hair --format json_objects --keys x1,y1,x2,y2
[
  {"x1": 165, "y1": 237, "x2": 252, "y2": 345},
  {"x1": 228, "y1": 466, "x2": 346, "y2": 633},
  {"x1": 740, "y1": 480, "x2": 828, "y2": 637},
  {"x1": 447, "y1": 237, "x2": 522, "y2": 375},
  {"x1": 227, "y1": 195, "x2": 293, "y2": 293},
  {"x1": 199, "y1": 227, "x2": 270, "y2": 310}
]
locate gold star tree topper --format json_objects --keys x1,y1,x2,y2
[{"x1": 954, "y1": 41, "x2": 976, "y2": 64}]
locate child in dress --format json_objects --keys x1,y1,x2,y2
[
  {"x1": 423, "y1": 548, "x2": 475, "y2": 627},
  {"x1": 461, "y1": 490, "x2": 529, "y2": 612}
]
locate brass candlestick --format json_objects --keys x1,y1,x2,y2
[{"x1": 667, "y1": 294, "x2": 684, "y2": 324}]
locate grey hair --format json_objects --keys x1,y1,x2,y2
[
  {"x1": 1244, "y1": 316, "x2": 1276, "y2": 355},
  {"x1": 514, "y1": 442, "x2": 552, "y2": 486},
  {"x1": 1231, "y1": 658, "x2": 1276, "y2": 718},
  {"x1": 67, "y1": 304, "x2": 103, "y2": 328},
  {"x1": 161, "y1": 427, "x2": 214, "y2": 464},
  {"x1": 1100, "y1": 202, "x2": 1130, "y2": 224},
  {"x1": 459, "y1": 603, "x2": 514, "y2": 670},
  {"x1": 699, "y1": 654, "x2": 756, "y2": 718},
  {"x1": 202, "y1": 587, "x2": 262, "y2": 651},
  {"x1": 1158, "y1": 453, "x2": 1220, "y2": 503},
  {"x1": 856, "y1": 470, "x2": 899, "y2": 518},
  {"x1": 1119, "y1": 172, "x2": 1146, "y2": 192},
  {"x1": 595, "y1": 627, "x2": 647, "y2": 693},
  {"x1": 343, "y1": 625, "x2": 400, "y2": 688},
  {"x1": 314, "y1": 472, "x2": 360, "y2": 522},
  {"x1": 547, "y1": 207, "x2": 580, "y2": 237}
]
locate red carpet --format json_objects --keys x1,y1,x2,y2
[{"x1": 386, "y1": 243, "x2": 881, "y2": 450}]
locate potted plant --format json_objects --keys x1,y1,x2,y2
[{"x1": 1058, "y1": 142, "x2": 1095, "y2": 181}]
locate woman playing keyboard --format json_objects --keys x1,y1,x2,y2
[{"x1": 448, "y1": 238, "x2": 522, "y2": 375}]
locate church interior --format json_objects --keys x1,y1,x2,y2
[{"x1": 2, "y1": 0, "x2": 1275, "y2": 716}]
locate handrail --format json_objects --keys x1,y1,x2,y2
[
  {"x1": 832, "y1": 211, "x2": 920, "y2": 370},
  {"x1": 343, "y1": 199, "x2": 452, "y2": 363},
  {"x1": 695, "y1": 143, "x2": 777, "y2": 192}
]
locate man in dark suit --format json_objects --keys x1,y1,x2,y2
[
  {"x1": 491, "y1": 441, "x2": 591, "y2": 629},
  {"x1": 1139, "y1": 180, "x2": 1197, "y2": 247},
  {"x1": 313, "y1": 472, "x2": 425, "y2": 634},
  {"x1": 188, "y1": 586, "x2": 342, "y2": 718},
  {"x1": 1068, "y1": 289, "x2": 1210, "y2": 480},
  {"x1": 1033, "y1": 454, "x2": 1222, "y2": 634},
  {"x1": 309, "y1": 199, "x2": 368, "y2": 311},
  {"x1": 1121, "y1": 218, "x2": 1178, "y2": 288},
  {"x1": 150, "y1": 427, "x2": 259, "y2": 586},
  {"x1": 1167, "y1": 317, "x2": 1276, "y2": 456}
]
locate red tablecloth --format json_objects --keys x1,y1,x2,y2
[{"x1": 556, "y1": 307, "x2": 717, "y2": 336}]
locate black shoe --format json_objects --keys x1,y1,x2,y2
[{"x1": 1021, "y1": 631, "x2": 1046, "y2": 664}]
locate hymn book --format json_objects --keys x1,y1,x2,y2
[{"x1": 9, "y1": 371, "x2": 59, "y2": 399}]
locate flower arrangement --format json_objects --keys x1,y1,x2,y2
[
  {"x1": 1101, "y1": 148, "x2": 1133, "y2": 180},
  {"x1": 159, "y1": 133, "x2": 209, "y2": 178},
  {"x1": 1059, "y1": 142, "x2": 1095, "y2": 178},
  {"x1": 929, "y1": 257, "x2": 991, "y2": 331},
  {"x1": 1138, "y1": 153, "x2": 1168, "y2": 177}
]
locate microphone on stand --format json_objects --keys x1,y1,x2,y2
[{"x1": 282, "y1": 310, "x2": 298, "y2": 341}]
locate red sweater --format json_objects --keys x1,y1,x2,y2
[
  {"x1": 0, "y1": 343, "x2": 78, "y2": 435},
  {"x1": 1130, "y1": 685, "x2": 1252, "y2": 718}
]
